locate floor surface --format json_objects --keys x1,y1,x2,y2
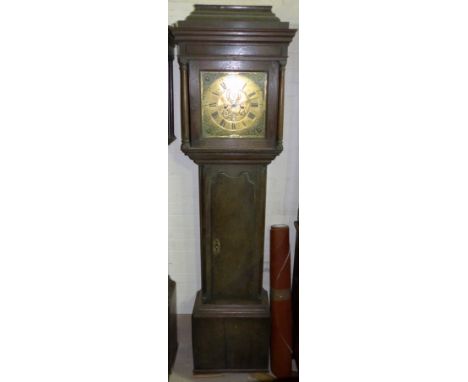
[{"x1": 169, "y1": 315, "x2": 296, "y2": 382}]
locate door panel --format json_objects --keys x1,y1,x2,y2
[
  {"x1": 200, "y1": 164, "x2": 266, "y2": 302},
  {"x1": 211, "y1": 170, "x2": 256, "y2": 300}
]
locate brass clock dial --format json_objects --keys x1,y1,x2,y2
[{"x1": 201, "y1": 71, "x2": 267, "y2": 138}]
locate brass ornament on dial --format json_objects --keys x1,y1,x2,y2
[{"x1": 201, "y1": 71, "x2": 267, "y2": 138}]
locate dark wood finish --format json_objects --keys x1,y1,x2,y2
[
  {"x1": 171, "y1": 5, "x2": 296, "y2": 373},
  {"x1": 179, "y1": 62, "x2": 190, "y2": 148},
  {"x1": 199, "y1": 164, "x2": 267, "y2": 303},
  {"x1": 192, "y1": 291, "x2": 269, "y2": 373},
  {"x1": 172, "y1": 6, "x2": 296, "y2": 164},
  {"x1": 292, "y1": 212, "x2": 299, "y2": 368},
  {"x1": 168, "y1": 276, "x2": 178, "y2": 373},
  {"x1": 277, "y1": 64, "x2": 286, "y2": 149},
  {"x1": 175, "y1": 5, "x2": 289, "y2": 27},
  {"x1": 168, "y1": 28, "x2": 176, "y2": 145}
]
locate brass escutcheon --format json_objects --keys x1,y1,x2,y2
[{"x1": 213, "y1": 238, "x2": 221, "y2": 255}]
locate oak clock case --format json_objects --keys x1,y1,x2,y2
[{"x1": 171, "y1": 5, "x2": 296, "y2": 374}]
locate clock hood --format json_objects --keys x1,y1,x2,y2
[{"x1": 170, "y1": 5, "x2": 296, "y2": 44}]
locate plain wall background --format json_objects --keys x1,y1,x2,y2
[{"x1": 168, "y1": 0, "x2": 299, "y2": 314}]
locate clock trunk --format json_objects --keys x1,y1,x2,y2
[{"x1": 199, "y1": 164, "x2": 267, "y2": 304}]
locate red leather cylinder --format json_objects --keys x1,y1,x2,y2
[{"x1": 270, "y1": 224, "x2": 292, "y2": 378}]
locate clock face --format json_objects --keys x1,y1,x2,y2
[{"x1": 201, "y1": 71, "x2": 267, "y2": 138}]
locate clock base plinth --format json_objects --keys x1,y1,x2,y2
[{"x1": 192, "y1": 290, "x2": 270, "y2": 373}]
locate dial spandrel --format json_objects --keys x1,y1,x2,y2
[{"x1": 201, "y1": 71, "x2": 267, "y2": 138}]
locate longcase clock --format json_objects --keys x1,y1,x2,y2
[{"x1": 171, "y1": 5, "x2": 296, "y2": 373}]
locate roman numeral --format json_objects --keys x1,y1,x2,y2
[
  {"x1": 211, "y1": 91, "x2": 219, "y2": 96},
  {"x1": 211, "y1": 111, "x2": 219, "y2": 119},
  {"x1": 251, "y1": 102, "x2": 258, "y2": 107},
  {"x1": 220, "y1": 81, "x2": 227, "y2": 90},
  {"x1": 248, "y1": 92, "x2": 256, "y2": 98},
  {"x1": 242, "y1": 82, "x2": 247, "y2": 90},
  {"x1": 231, "y1": 123, "x2": 236, "y2": 130},
  {"x1": 209, "y1": 102, "x2": 217, "y2": 107},
  {"x1": 220, "y1": 119, "x2": 226, "y2": 127},
  {"x1": 248, "y1": 112, "x2": 256, "y2": 120},
  {"x1": 242, "y1": 121, "x2": 247, "y2": 127}
]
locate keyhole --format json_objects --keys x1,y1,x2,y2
[{"x1": 213, "y1": 238, "x2": 221, "y2": 255}]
